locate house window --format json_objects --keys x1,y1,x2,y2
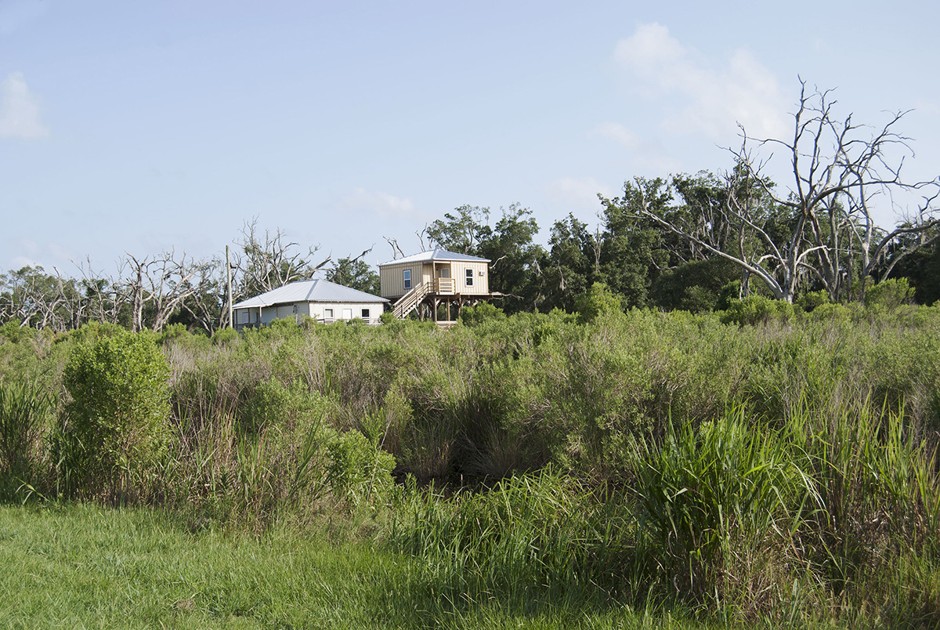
[
  {"x1": 342, "y1": 308, "x2": 352, "y2": 319},
  {"x1": 361, "y1": 308, "x2": 370, "y2": 318},
  {"x1": 403, "y1": 269, "x2": 412, "y2": 290},
  {"x1": 465, "y1": 268, "x2": 474, "y2": 287},
  {"x1": 324, "y1": 308, "x2": 333, "y2": 319}
]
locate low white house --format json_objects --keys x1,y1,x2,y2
[{"x1": 232, "y1": 279, "x2": 388, "y2": 328}]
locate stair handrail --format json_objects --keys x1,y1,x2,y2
[{"x1": 393, "y1": 282, "x2": 431, "y2": 319}]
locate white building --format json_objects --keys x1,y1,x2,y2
[{"x1": 232, "y1": 279, "x2": 388, "y2": 328}]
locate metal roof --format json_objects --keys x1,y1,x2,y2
[
  {"x1": 233, "y1": 279, "x2": 388, "y2": 309},
  {"x1": 379, "y1": 248, "x2": 490, "y2": 266}
]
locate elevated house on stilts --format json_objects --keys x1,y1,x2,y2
[{"x1": 379, "y1": 249, "x2": 498, "y2": 324}]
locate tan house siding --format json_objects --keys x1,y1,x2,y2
[
  {"x1": 455, "y1": 261, "x2": 489, "y2": 295},
  {"x1": 380, "y1": 262, "x2": 422, "y2": 300},
  {"x1": 381, "y1": 259, "x2": 490, "y2": 300}
]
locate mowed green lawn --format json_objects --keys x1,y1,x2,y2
[
  {"x1": 0, "y1": 505, "x2": 695, "y2": 629},
  {"x1": 0, "y1": 505, "x2": 426, "y2": 628}
]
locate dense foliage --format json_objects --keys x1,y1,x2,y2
[{"x1": 1, "y1": 301, "x2": 939, "y2": 625}]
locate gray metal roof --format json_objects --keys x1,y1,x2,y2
[
  {"x1": 379, "y1": 248, "x2": 490, "y2": 266},
  {"x1": 233, "y1": 279, "x2": 388, "y2": 309}
]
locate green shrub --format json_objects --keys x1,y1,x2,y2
[
  {"x1": 54, "y1": 330, "x2": 171, "y2": 501},
  {"x1": 797, "y1": 290, "x2": 830, "y2": 312},
  {"x1": 458, "y1": 302, "x2": 506, "y2": 327},
  {"x1": 211, "y1": 327, "x2": 240, "y2": 345},
  {"x1": 576, "y1": 282, "x2": 623, "y2": 322},
  {"x1": 326, "y1": 428, "x2": 396, "y2": 506},
  {"x1": 720, "y1": 295, "x2": 795, "y2": 326},
  {"x1": 865, "y1": 277, "x2": 915, "y2": 310}
]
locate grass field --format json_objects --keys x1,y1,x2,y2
[{"x1": 0, "y1": 504, "x2": 707, "y2": 629}]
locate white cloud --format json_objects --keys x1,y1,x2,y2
[
  {"x1": 614, "y1": 23, "x2": 787, "y2": 141},
  {"x1": 0, "y1": 72, "x2": 49, "y2": 139},
  {"x1": 594, "y1": 122, "x2": 640, "y2": 150},
  {"x1": 341, "y1": 188, "x2": 418, "y2": 218}
]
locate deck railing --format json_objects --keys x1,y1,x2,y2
[{"x1": 435, "y1": 278, "x2": 455, "y2": 294}]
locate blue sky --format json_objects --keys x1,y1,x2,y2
[{"x1": 2, "y1": 1, "x2": 939, "y2": 273}]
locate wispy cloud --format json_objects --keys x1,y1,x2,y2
[
  {"x1": 341, "y1": 188, "x2": 418, "y2": 218},
  {"x1": 0, "y1": 72, "x2": 49, "y2": 139},
  {"x1": 550, "y1": 176, "x2": 615, "y2": 209},
  {"x1": 594, "y1": 122, "x2": 640, "y2": 150},
  {"x1": 614, "y1": 23, "x2": 787, "y2": 141}
]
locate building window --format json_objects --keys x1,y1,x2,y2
[
  {"x1": 361, "y1": 308, "x2": 370, "y2": 318},
  {"x1": 342, "y1": 308, "x2": 352, "y2": 319},
  {"x1": 324, "y1": 308, "x2": 333, "y2": 319},
  {"x1": 465, "y1": 268, "x2": 474, "y2": 287},
  {"x1": 403, "y1": 269, "x2": 412, "y2": 290}
]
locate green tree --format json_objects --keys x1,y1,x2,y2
[
  {"x1": 326, "y1": 256, "x2": 381, "y2": 295},
  {"x1": 598, "y1": 177, "x2": 673, "y2": 308},
  {"x1": 540, "y1": 214, "x2": 597, "y2": 312},
  {"x1": 426, "y1": 205, "x2": 491, "y2": 254},
  {"x1": 650, "y1": 258, "x2": 741, "y2": 312},
  {"x1": 478, "y1": 205, "x2": 545, "y2": 313},
  {"x1": 427, "y1": 204, "x2": 544, "y2": 313}
]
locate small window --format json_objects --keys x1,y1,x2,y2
[
  {"x1": 342, "y1": 308, "x2": 353, "y2": 320},
  {"x1": 403, "y1": 269, "x2": 412, "y2": 290},
  {"x1": 324, "y1": 308, "x2": 333, "y2": 319},
  {"x1": 361, "y1": 308, "x2": 370, "y2": 318},
  {"x1": 465, "y1": 268, "x2": 474, "y2": 286}
]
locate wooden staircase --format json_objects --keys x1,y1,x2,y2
[{"x1": 392, "y1": 282, "x2": 431, "y2": 319}]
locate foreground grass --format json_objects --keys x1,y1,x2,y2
[
  {"x1": 0, "y1": 504, "x2": 416, "y2": 628},
  {"x1": 0, "y1": 504, "x2": 704, "y2": 629}
]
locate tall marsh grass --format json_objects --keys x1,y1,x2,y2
[
  {"x1": 2, "y1": 306, "x2": 940, "y2": 623},
  {"x1": 0, "y1": 380, "x2": 52, "y2": 499}
]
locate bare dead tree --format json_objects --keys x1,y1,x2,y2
[
  {"x1": 231, "y1": 220, "x2": 327, "y2": 299},
  {"x1": 117, "y1": 251, "x2": 213, "y2": 332},
  {"x1": 632, "y1": 79, "x2": 940, "y2": 302},
  {"x1": 383, "y1": 236, "x2": 405, "y2": 260},
  {"x1": 76, "y1": 257, "x2": 122, "y2": 325},
  {"x1": 180, "y1": 257, "x2": 228, "y2": 333},
  {"x1": 0, "y1": 266, "x2": 79, "y2": 331}
]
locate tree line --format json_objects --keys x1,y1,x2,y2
[
  {"x1": 3, "y1": 83, "x2": 939, "y2": 332},
  {"x1": 0, "y1": 221, "x2": 378, "y2": 334}
]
